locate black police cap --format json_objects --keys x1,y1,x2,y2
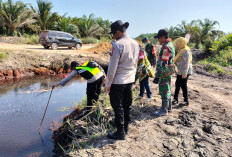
[
  {"x1": 109, "y1": 20, "x2": 129, "y2": 34},
  {"x1": 154, "y1": 29, "x2": 169, "y2": 38}
]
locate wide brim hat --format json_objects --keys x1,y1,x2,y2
[
  {"x1": 154, "y1": 29, "x2": 169, "y2": 38},
  {"x1": 109, "y1": 20, "x2": 129, "y2": 34}
]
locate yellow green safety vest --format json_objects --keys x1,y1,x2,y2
[{"x1": 75, "y1": 61, "x2": 101, "y2": 76}]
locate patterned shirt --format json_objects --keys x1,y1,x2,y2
[
  {"x1": 176, "y1": 50, "x2": 193, "y2": 75},
  {"x1": 155, "y1": 41, "x2": 175, "y2": 79}
]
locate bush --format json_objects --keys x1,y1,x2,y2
[
  {"x1": 81, "y1": 37, "x2": 98, "y2": 44},
  {"x1": 202, "y1": 34, "x2": 232, "y2": 67},
  {"x1": 24, "y1": 34, "x2": 39, "y2": 44},
  {"x1": 206, "y1": 63, "x2": 224, "y2": 73},
  {"x1": 203, "y1": 38, "x2": 214, "y2": 55},
  {"x1": 188, "y1": 42, "x2": 196, "y2": 49},
  {"x1": 98, "y1": 37, "x2": 111, "y2": 43},
  {"x1": 199, "y1": 61, "x2": 224, "y2": 74},
  {"x1": 210, "y1": 34, "x2": 232, "y2": 52}
]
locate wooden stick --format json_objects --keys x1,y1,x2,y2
[{"x1": 38, "y1": 88, "x2": 54, "y2": 131}]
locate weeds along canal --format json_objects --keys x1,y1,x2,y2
[{"x1": 0, "y1": 75, "x2": 86, "y2": 157}]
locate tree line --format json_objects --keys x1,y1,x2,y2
[
  {"x1": 0, "y1": 0, "x2": 227, "y2": 49},
  {"x1": 0, "y1": 0, "x2": 111, "y2": 39},
  {"x1": 136, "y1": 19, "x2": 225, "y2": 49}
]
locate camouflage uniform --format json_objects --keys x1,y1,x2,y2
[
  {"x1": 155, "y1": 41, "x2": 175, "y2": 112},
  {"x1": 145, "y1": 43, "x2": 156, "y2": 67}
]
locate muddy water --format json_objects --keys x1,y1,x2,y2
[{"x1": 0, "y1": 75, "x2": 86, "y2": 157}]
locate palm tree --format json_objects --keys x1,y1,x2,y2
[
  {"x1": 0, "y1": 0, "x2": 37, "y2": 36},
  {"x1": 175, "y1": 20, "x2": 189, "y2": 37},
  {"x1": 56, "y1": 16, "x2": 79, "y2": 36},
  {"x1": 77, "y1": 14, "x2": 102, "y2": 37},
  {"x1": 168, "y1": 26, "x2": 180, "y2": 40},
  {"x1": 31, "y1": 0, "x2": 60, "y2": 31},
  {"x1": 198, "y1": 18, "x2": 219, "y2": 42},
  {"x1": 188, "y1": 25, "x2": 201, "y2": 48},
  {"x1": 96, "y1": 18, "x2": 111, "y2": 38}
]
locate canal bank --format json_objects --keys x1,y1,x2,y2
[{"x1": 0, "y1": 42, "x2": 110, "y2": 82}]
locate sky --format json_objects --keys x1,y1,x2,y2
[{"x1": 20, "y1": 0, "x2": 232, "y2": 38}]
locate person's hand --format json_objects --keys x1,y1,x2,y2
[
  {"x1": 105, "y1": 86, "x2": 111, "y2": 94},
  {"x1": 52, "y1": 83, "x2": 59, "y2": 89},
  {"x1": 102, "y1": 77, "x2": 106, "y2": 86},
  {"x1": 182, "y1": 74, "x2": 187, "y2": 79},
  {"x1": 153, "y1": 78, "x2": 159, "y2": 84}
]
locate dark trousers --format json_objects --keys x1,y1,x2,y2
[
  {"x1": 109, "y1": 83, "x2": 133, "y2": 132},
  {"x1": 86, "y1": 76, "x2": 104, "y2": 110},
  {"x1": 139, "y1": 76, "x2": 152, "y2": 98},
  {"x1": 174, "y1": 74, "x2": 190, "y2": 101}
]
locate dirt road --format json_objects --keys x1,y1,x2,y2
[
  {"x1": 71, "y1": 72, "x2": 232, "y2": 157},
  {"x1": 0, "y1": 42, "x2": 96, "y2": 55},
  {"x1": 0, "y1": 43, "x2": 109, "y2": 75}
]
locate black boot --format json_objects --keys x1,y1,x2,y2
[
  {"x1": 168, "y1": 97, "x2": 172, "y2": 112},
  {"x1": 172, "y1": 98, "x2": 178, "y2": 105},
  {"x1": 124, "y1": 123, "x2": 129, "y2": 134},
  {"x1": 184, "y1": 99, "x2": 189, "y2": 106},
  {"x1": 107, "y1": 130, "x2": 125, "y2": 140}
]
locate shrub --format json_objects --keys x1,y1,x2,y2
[
  {"x1": 81, "y1": 37, "x2": 98, "y2": 44},
  {"x1": 188, "y1": 42, "x2": 196, "y2": 49},
  {"x1": 210, "y1": 34, "x2": 232, "y2": 52},
  {"x1": 206, "y1": 63, "x2": 224, "y2": 73},
  {"x1": 203, "y1": 38, "x2": 214, "y2": 55},
  {"x1": 98, "y1": 37, "x2": 111, "y2": 43},
  {"x1": 24, "y1": 34, "x2": 39, "y2": 44},
  {"x1": 200, "y1": 34, "x2": 232, "y2": 67},
  {"x1": 199, "y1": 61, "x2": 224, "y2": 74}
]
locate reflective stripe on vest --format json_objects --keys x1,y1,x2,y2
[{"x1": 75, "y1": 61, "x2": 101, "y2": 76}]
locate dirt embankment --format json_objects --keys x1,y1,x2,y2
[{"x1": 0, "y1": 42, "x2": 111, "y2": 83}]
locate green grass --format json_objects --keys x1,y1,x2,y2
[
  {"x1": 0, "y1": 52, "x2": 8, "y2": 60},
  {"x1": 81, "y1": 37, "x2": 111, "y2": 44},
  {"x1": 81, "y1": 37, "x2": 98, "y2": 44},
  {"x1": 79, "y1": 134, "x2": 101, "y2": 149},
  {"x1": 198, "y1": 61, "x2": 224, "y2": 74}
]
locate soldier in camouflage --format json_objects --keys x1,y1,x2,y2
[
  {"x1": 142, "y1": 37, "x2": 157, "y2": 67},
  {"x1": 153, "y1": 29, "x2": 175, "y2": 116}
]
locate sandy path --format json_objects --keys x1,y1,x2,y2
[{"x1": 0, "y1": 42, "x2": 96, "y2": 55}]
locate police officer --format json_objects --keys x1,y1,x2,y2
[
  {"x1": 142, "y1": 37, "x2": 157, "y2": 67},
  {"x1": 53, "y1": 60, "x2": 105, "y2": 115},
  {"x1": 153, "y1": 29, "x2": 175, "y2": 116},
  {"x1": 105, "y1": 20, "x2": 139, "y2": 140}
]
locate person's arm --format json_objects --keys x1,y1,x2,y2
[
  {"x1": 105, "y1": 44, "x2": 121, "y2": 92},
  {"x1": 152, "y1": 45, "x2": 157, "y2": 55},
  {"x1": 58, "y1": 70, "x2": 79, "y2": 86}
]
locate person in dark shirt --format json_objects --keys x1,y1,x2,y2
[{"x1": 142, "y1": 37, "x2": 157, "y2": 67}]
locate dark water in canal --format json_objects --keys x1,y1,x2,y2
[{"x1": 0, "y1": 75, "x2": 86, "y2": 157}]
